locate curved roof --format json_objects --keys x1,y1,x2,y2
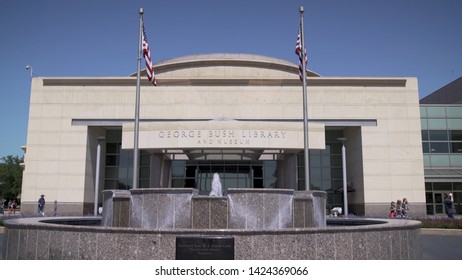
[{"x1": 130, "y1": 53, "x2": 320, "y2": 77}]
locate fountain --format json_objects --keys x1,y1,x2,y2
[
  {"x1": 209, "y1": 173, "x2": 223, "y2": 197},
  {"x1": 100, "y1": 188, "x2": 326, "y2": 230},
  {"x1": 2, "y1": 187, "x2": 422, "y2": 260}
]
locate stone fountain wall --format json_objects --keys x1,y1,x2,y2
[
  {"x1": 101, "y1": 188, "x2": 327, "y2": 229},
  {"x1": 4, "y1": 188, "x2": 422, "y2": 261},
  {"x1": 0, "y1": 188, "x2": 407, "y2": 260},
  {"x1": 3, "y1": 216, "x2": 422, "y2": 260},
  {"x1": 129, "y1": 188, "x2": 197, "y2": 229}
]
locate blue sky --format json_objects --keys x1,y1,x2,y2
[{"x1": 1, "y1": 0, "x2": 462, "y2": 158}]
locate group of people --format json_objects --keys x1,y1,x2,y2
[
  {"x1": 0, "y1": 195, "x2": 45, "y2": 215},
  {"x1": 444, "y1": 193, "x2": 456, "y2": 219},
  {"x1": 389, "y1": 198, "x2": 409, "y2": 218},
  {"x1": 2, "y1": 199, "x2": 18, "y2": 214}
]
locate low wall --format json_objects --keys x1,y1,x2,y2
[{"x1": 3, "y1": 217, "x2": 422, "y2": 260}]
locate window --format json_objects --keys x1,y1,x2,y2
[
  {"x1": 429, "y1": 130, "x2": 448, "y2": 141},
  {"x1": 426, "y1": 107, "x2": 446, "y2": 118},
  {"x1": 423, "y1": 130, "x2": 462, "y2": 155},
  {"x1": 422, "y1": 142, "x2": 430, "y2": 153},
  {"x1": 425, "y1": 182, "x2": 461, "y2": 215},
  {"x1": 446, "y1": 107, "x2": 462, "y2": 118},
  {"x1": 450, "y1": 130, "x2": 462, "y2": 141},
  {"x1": 430, "y1": 142, "x2": 449, "y2": 153},
  {"x1": 298, "y1": 130, "x2": 344, "y2": 210},
  {"x1": 421, "y1": 130, "x2": 429, "y2": 141},
  {"x1": 104, "y1": 128, "x2": 150, "y2": 190},
  {"x1": 451, "y1": 143, "x2": 462, "y2": 153}
]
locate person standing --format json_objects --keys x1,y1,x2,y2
[
  {"x1": 396, "y1": 199, "x2": 403, "y2": 218},
  {"x1": 12, "y1": 199, "x2": 17, "y2": 214},
  {"x1": 389, "y1": 201, "x2": 396, "y2": 218},
  {"x1": 7, "y1": 200, "x2": 13, "y2": 214},
  {"x1": 444, "y1": 193, "x2": 455, "y2": 219},
  {"x1": 38, "y1": 194, "x2": 46, "y2": 216},
  {"x1": 401, "y1": 198, "x2": 409, "y2": 218}
]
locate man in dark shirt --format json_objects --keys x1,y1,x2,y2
[{"x1": 38, "y1": 194, "x2": 45, "y2": 216}]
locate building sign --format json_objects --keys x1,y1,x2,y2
[
  {"x1": 158, "y1": 129, "x2": 288, "y2": 146},
  {"x1": 122, "y1": 121, "x2": 325, "y2": 150}
]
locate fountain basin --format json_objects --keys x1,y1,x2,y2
[{"x1": 3, "y1": 217, "x2": 422, "y2": 260}]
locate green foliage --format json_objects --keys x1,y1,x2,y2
[
  {"x1": 0, "y1": 155, "x2": 24, "y2": 203},
  {"x1": 417, "y1": 217, "x2": 462, "y2": 229}
]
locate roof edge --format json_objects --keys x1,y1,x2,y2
[{"x1": 129, "y1": 53, "x2": 321, "y2": 77}]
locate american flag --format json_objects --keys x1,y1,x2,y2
[
  {"x1": 295, "y1": 30, "x2": 307, "y2": 82},
  {"x1": 142, "y1": 23, "x2": 157, "y2": 86}
]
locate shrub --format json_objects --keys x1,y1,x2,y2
[{"x1": 416, "y1": 217, "x2": 462, "y2": 229}]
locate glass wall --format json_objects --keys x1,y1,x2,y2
[
  {"x1": 425, "y1": 182, "x2": 462, "y2": 215},
  {"x1": 104, "y1": 129, "x2": 150, "y2": 190},
  {"x1": 422, "y1": 130, "x2": 462, "y2": 152},
  {"x1": 171, "y1": 160, "x2": 277, "y2": 194},
  {"x1": 298, "y1": 129, "x2": 344, "y2": 210},
  {"x1": 421, "y1": 105, "x2": 462, "y2": 215},
  {"x1": 421, "y1": 106, "x2": 462, "y2": 167}
]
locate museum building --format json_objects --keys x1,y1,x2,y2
[{"x1": 19, "y1": 53, "x2": 426, "y2": 216}]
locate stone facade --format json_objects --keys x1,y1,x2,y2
[{"x1": 20, "y1": 53, "x2": 425, "y2": 216}]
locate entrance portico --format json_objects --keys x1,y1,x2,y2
[{"x1": 121, "y1": 119, "x2": 326, "y2": 192}]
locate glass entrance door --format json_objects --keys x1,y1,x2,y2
[
  {"x1": 426, "y1": 192, "x2": 446, "y2": 215},
  {"x1": 197, "y1": 164, "x2": 253, "y2": 194},
  {"x1": 433, "y1": 192, "x2": 445, "y2": 214},
  {"x1": 171, "y1": 160, "x2": 277, "y2": 193}
]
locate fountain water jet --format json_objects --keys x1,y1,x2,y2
[
  {"x1": 101, "y1": 188, "x2": 325, "y2": 230},
  {"x1": 209, "y1": 173, "x2": 223, "y2": 197}
]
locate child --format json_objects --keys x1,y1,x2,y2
[{"x1": 389, "y1": 201, "x2": 396, "y2": 218}]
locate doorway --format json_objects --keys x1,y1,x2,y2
[
  {"x1": 171, "y1": 160, "x2": 277, "y2": 194},
  {"x1": 196, "y1": 164, "x2": 254, "y2": 194},
  {"x1": 426, "y1": 192, "x2": 446, "y2": 215}
]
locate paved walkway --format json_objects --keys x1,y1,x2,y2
[{"x1": 421, "y1": 230, "x2": 462, "y2": 260}]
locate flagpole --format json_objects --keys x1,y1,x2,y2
[
  {"x1": 300, "y1": 6, "x2": 310, "y2": 190},
  {"x1": 133, "y1": 8, "x2": 144, "y2": 189}
]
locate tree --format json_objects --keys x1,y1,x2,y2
[{"x1": 0, "y1": 155, "x2": 24, "y2": 204}]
